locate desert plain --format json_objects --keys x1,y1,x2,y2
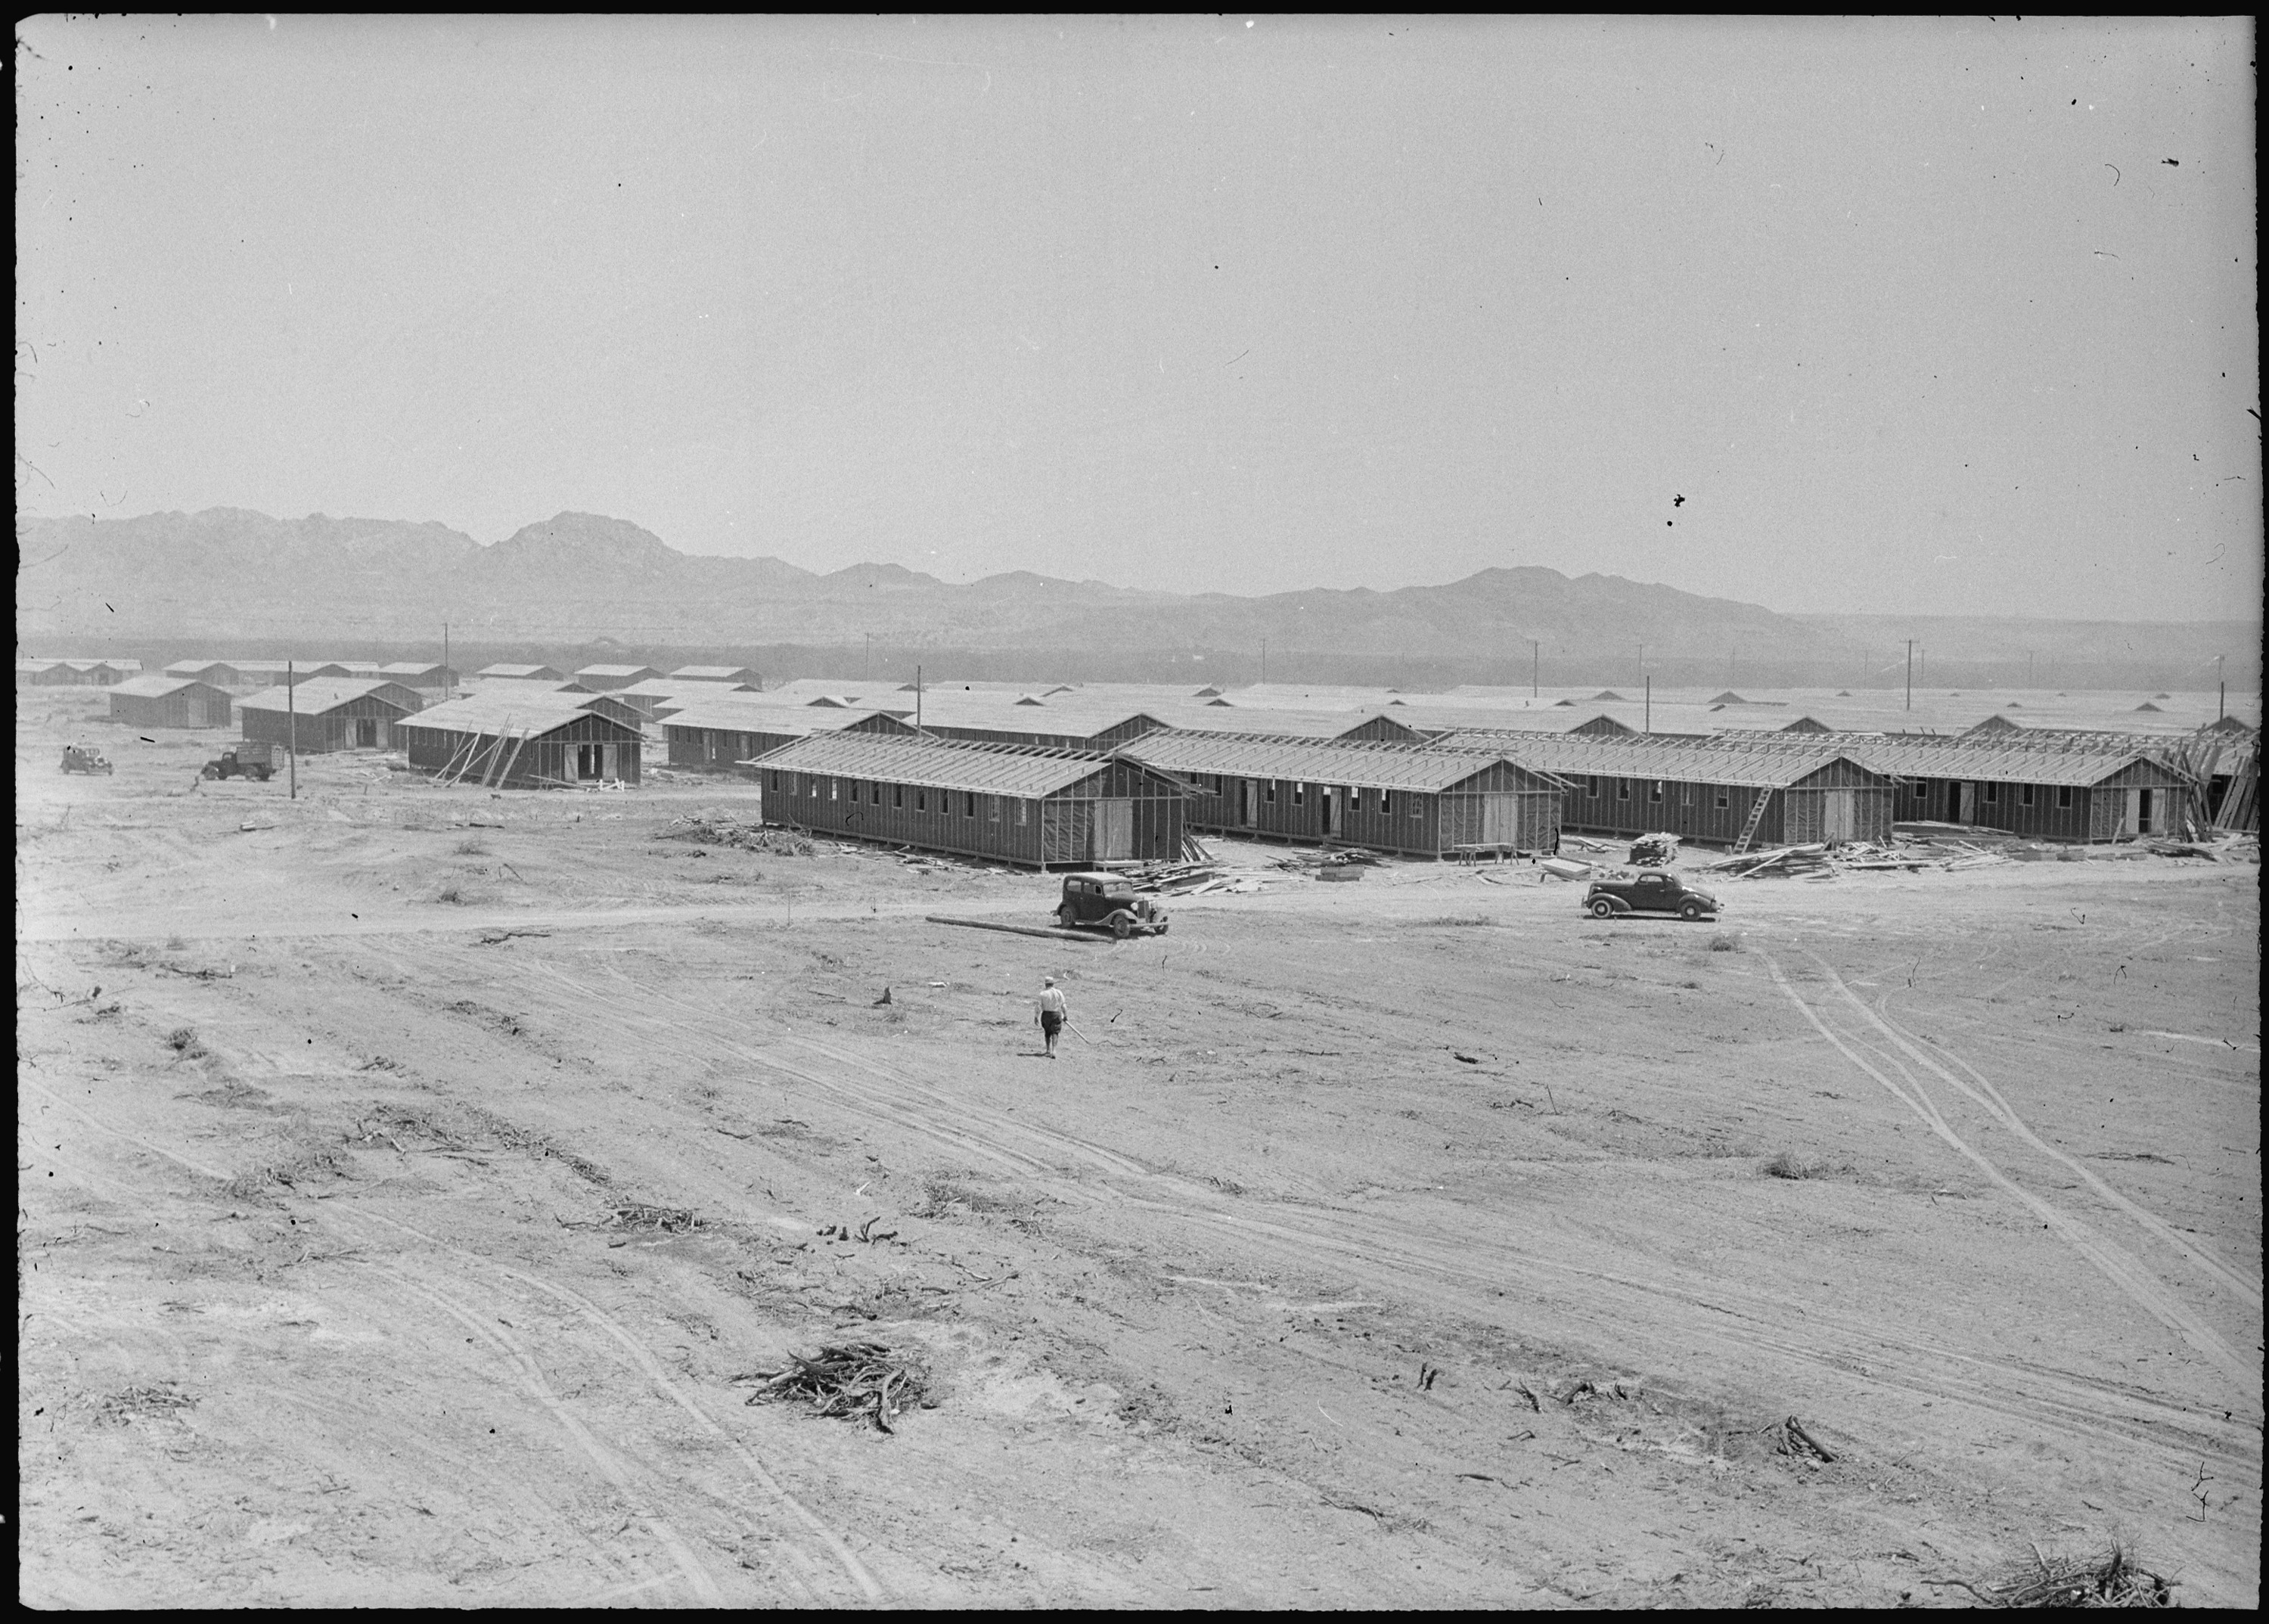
[{"x1": 17, "y1": 691, "x2": 2261, "y2": 1607}]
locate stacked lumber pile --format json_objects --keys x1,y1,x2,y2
[
  {"x1": 1120, "y1": 858, "x2": 1268, "y2": 896},
  {"x1": 1699, "y1": 842, "x2": 1835, "y2": 880},
  {"x1": 1271, "y1": 847, "x2": 1383, "y2": 872},
  {"x1": 2143, "y1": 832, "x2": 2259, "y2": 862},
  {"x1": 1832, "y1": 840, "x2": 1933, "y2": 871}
]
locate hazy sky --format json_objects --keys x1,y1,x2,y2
[{"x1": 16, "y1": 15, "x2": 2259, "y2": 619}]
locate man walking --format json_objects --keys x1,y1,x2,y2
[{"x1": 1035, "y1": 975, "x2": 1068, "y2": 1059}]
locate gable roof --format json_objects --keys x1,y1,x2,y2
[
  {"x1": 227, "y1": 660, "x2": 354, "y2": 679},
  {"x1": 398, "y1": 687, "x2": 640, "y2": 727},
  {"x1": 664, "y1": 703, "x2": 918, "y2": 738},
  {"x1": 748, "y1": 732, "x2": 1188, "y2": 798},
  {"x1": 237, "y1": 678, "x2": 422, "y2": 716},
  {"x1": 666, "y1": 666, "x2": 762, "y2": 683},
  {"x1": 394, "y1": 693, "x2": 644, "y2": 741},
  {"x1": 111, "y1": 675, "x2": 231, "y2": 700},
  {"x1": 1122, "y1": 731, "x2": 1563, "y2": 793},
  {"x1": 476, "y1": 663, "x2": 566, "y2": 681}
]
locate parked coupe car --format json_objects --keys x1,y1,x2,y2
[{"x1": 1583, "y1": 868, "x2": 1719, "y2": 921}]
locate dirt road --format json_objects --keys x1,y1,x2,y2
[{"x1": 19, "y1": 697, "x2": 2263, "y2": 1605}]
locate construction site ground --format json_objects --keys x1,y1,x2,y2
[{"x1": 18, "y1": 697, "x2": 2264, "y2": 1607}]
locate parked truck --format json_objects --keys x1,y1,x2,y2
[{"x1": 200, "y1": 741, "x2": 278, "y2": 782}]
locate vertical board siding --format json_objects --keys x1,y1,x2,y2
[
  {"x1": 398, "y1": 716, "x2": 641, "y2": 788},
  {"x1": 754, "y1": 762, "x2": 1183, "y2": 868},
  {"x1": 241, "y1": 696, "x2": 408, "y2": 753}
]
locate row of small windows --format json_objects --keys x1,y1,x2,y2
[
  {"x1": 1905, "y1": 777, "x2": 2072, "y2": 809},
  {"x1": 765, "y1": 771, "x2": 1032, "y2": 824},
  {"x1": 1581, "y1": 775, "x2": 1730, "y2": 809},
  {"x1": 1225, "y1": 777, "x2": 1420, "y2": 818}
]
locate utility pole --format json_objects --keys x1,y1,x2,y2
[
  {"x1": 864, "y1": 632, "x2": 872, "y2": 681},
  {"x1": 1905, "y1": 639, "x2": 1914, "y2": 712},
  {"x1": 1637, "y1": 643, "x2": 1645, "y2": 687},
  {"x1": 1532, "y1": 639, "x2": 1539, "y2": 700},
  {"x1": 1260, "y1": 640, "x2": 1267, "y2": 685},
  {"x1": 287, "y1": 659, "x2": 296, "y2": 800},
  {"x1": 442, "y1": 621, "x2": 451, "y2": 702},
  {"x1": 915, "y1": 663, "x2": 923, "y2": 730},
  {"x1": 1644, "y1": 674, "x2": 1652, "y2": 734}
]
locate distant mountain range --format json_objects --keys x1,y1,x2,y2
[
  {"x1": 15, "y1": 508, "x2": 2254, "y2": 689},
  {"x1": 17, "y1": 507, "x2": 1831, "y2": 654}
]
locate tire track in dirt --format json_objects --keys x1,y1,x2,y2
[
  {"x1": 359, "y1": 1261, "x2": 727, "y2": 1604},
  {"x1": 575, "y1": 966, "x2": 2264, "y2": 1480},
  {"x1": 1762, "y1": 950, "x2": 2260, "y2": 1408},
  {"x1": 345, "y1": 1207, "x2": 885, "y2": 1604},
  {"x1": 1121, "y1": 1188, "x2": 2261, "y2": 1473},
  {"x1": 1850, "y1": 971, "x2": 2261, "y2": 1313},
  {"x1": 241, "y1": 1375, "x2": 653, "y2": 1591},
  {"x1": 20, "y1": 1067, "x2": 871, "y2": 1603}
]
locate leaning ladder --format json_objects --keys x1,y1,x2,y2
[{"x1": 1731, "y1": 788, "x2": 1775, "y2": 855}]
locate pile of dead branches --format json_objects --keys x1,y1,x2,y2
[
  {"x1": 656, "y1": 815, "x2": 811, "y2": 856},
  {"x1": 601, "y1": 1200, "x2": 702, "y2": 1233},
  {"x1": 737, "y1": 1341, "x2": 930, "y2": 1433},
  {"x1": 1932, "y1": 1541, "x2": 2174, "y2": 1609},
  {"x1": 1761, "y1": 1414, "x2": 1836, "y2": 1461}
]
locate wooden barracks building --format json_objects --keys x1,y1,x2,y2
[
  {"x1": 1121, "y1": 732, "x2": 1566, "y2": 858},
  {"x1": 749, "y1": 733, "x2": 1192, "y2": 867}
]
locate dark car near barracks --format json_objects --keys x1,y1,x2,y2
[{"x1": 1582, "y1": 868, "x2": 1720, "y2": 921}]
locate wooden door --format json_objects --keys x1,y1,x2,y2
[
  {"x1": 1824, "y1": 790, "x2": 1855, "y2": 841},
  {"x1": 1238, "y1": 781, "x2": 1254, "y2": 827},
  {"x1": 1481, "y1": 793, "x2": 1520, "y2": 845}
]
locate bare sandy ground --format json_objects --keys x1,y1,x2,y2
[{"x1": 18, "y1": 692, "x2": 2263, "y2": 1607}]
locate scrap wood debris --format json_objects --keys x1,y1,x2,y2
[
  {"x1": 580, "y1": 1200, "x2": 702, "y2": 1233},
  {"x1": 98, "y1": 1383, "x2": 197, "y2": 1423},
  {"x1": 1926, "y1": 1540, "x2": 2174, "y2": 1609},
  {"x1": 736, "y1": 1341, "x2": 931, "y2": 1432},
  {"x1": 816, "y1": 1215, "x2": 901, "y2": 1244},
  {"x1": 656, "y1": 815, "x2": 811, "y2": 855},
  {"x1": 1761, "y1": 1414, "x2": 1837, "y2": 1462},
  {"x1": 1272, "y1": 847, "x2": 1383, "y2": 871}
]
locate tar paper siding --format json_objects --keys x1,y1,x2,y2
[
  {"x1": 1901, "y1": 762, "x2": 2190, "y2": 841},
  {"x1": 761, "y1": 756, "x2": 1185, "y2": 868},
  {"x1": 1562, "y1": 760, "x2": 1893, "y2": 847},
  {"x1": 666, "y1": 713, "x2": 911, "y2": 775},
  {"x1": 668, "y1": 725, "x2": 802, "y2": 773},
  {"x1": 397, "y1": 713, "x2": 643, "y2": 787},
  {"x1": 241, "y1": 694, "x2": 412, "y2": 753},
  {"x1": 108, "y1": 684, "x2": 234, "y2": 729},
  {"x1": 1172, "y1": 759, "x2": 1557, "y2": 858},
  {"x1": 1564, "y1": 775, "x2": 1780, "y2": 846},
  {"x1": 26, "y1": 663, "x2": 125, "y2": 687}
]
